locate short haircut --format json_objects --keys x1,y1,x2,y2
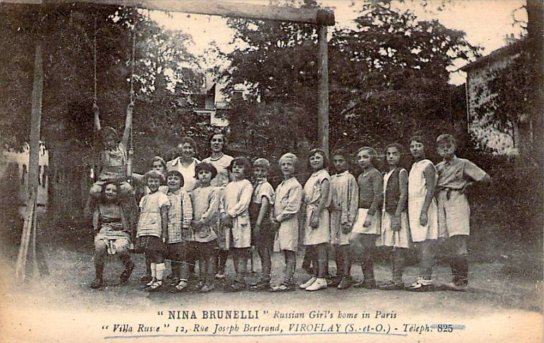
[
  {"x1": 357, "y1": 146, "x2": 378, "y2": 167},
  {"x1": 331, "y1": 148, "x2": 349, "y2": 159},
  {"x1": 101, "y1": 181, "x2": 119, "y2": 201},
  {"x1": 385, "y1": 143, "x2": 404, "y2": 155},
  {"x1": 144, "y1": 170, "x2": 166, "y2": 184},
  {"x1": 253, "y1": 158, "x2": 271, "y2": 172},
  {"x1": 208, "y1": 132, "x2": 228, "y2": 147},
  {"x1": 101, "y1": 126, "x2": 118, "y2": 141},
  {"x1": 151, "y1": 156, "x2": 167, "y2": 170},
  {"x1": 166, "y1": 170, "x2": 185, "y2": 187},
  {"x1": 436, "y1": 134, "x2": 457, "y2": 146},
  {"x1": 409, "y1": 135, "x2": 425, "y2": 145},
  {"x1": 228, "y1": 156, "x2": 252, "y2": 177},
  {"x1": 177, "y1": 136, "x2": 197, "y2": 155},
  {"x1": 307, "y1": 148, "x2": 329, "y2": 170},
  {"x1": 279, "y1": 152, "x2": 298, "y2": 170},
  {"x1": 195, "y1": 162, "x2": 218, "y2": 179}
]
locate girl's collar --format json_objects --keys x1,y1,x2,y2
[
  {"x1": 209, "y1": 152, "x2": 224, "y2": 161},
  {"x1": 311, "y1": 168, "x2": 326, "y2": 176}
]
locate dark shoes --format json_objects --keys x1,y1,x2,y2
[
  {"x1": 140, "y1": 275, "x2": 153, "y2": 284},
  {"x1": 224, "y1": 281, "x2": 246, "y2": 292},
  {"x1": 249, "y1": 279, "x2": 271, "y2": 291},
  {"x1": 337, "y1": 276, "x2": 353, "y2": 290},
  {"x1": 378, "y1": 280, "x2": 405, "y2": 291},
  {"x1": 90, "y1": 278, "x2": 103, "y2": 289},
  {"x1": 353, "y1": 279, "x2": 376, "y2": 289}
]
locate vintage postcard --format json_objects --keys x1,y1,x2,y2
[{"x1": 0, "y1": 0, "x2": 542, "y2": 342}]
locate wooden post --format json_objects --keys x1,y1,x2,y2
[
  {"x1": 15, "y1": 42, "x2": 44, "y2": 283},
  {"x1": 317, "y1": 25, "x2": 329, "y2": 155}
]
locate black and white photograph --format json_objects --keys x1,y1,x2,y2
[{"x1": 0, "y1": 0, "x2": 542, "y2": 342}]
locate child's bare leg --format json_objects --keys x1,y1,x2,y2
[
  {"x1": 360, "y1": 235, "x2": 376, "y2": 285},
  {"x1": 302, "y1": 246, "x2": 314, "y2": 273},
  {"x1": 449, "y1": 235, "x2": 469, "y2": 286},
  {"x1": 349, "y1": 233, "x2": 363, "y2": 262},
  {"x1": 117, "y1": 244, "x2": 134, "y2": 284},
  {"x1": 232, "y1": 249, "x2": 240, "y2": 281},
  {"x1": 334, "y1": 245, "x2": 344, "y2": 278},
  {"x1": 257, "y1": 242, "x2": 272, "y2": 282},
  {"x1": 216, "y1": 250, "x2": 228, "y2": 276},
  {"x1": 419, "y1": 240, "x2": 436, "y2": 281},
  {"x1": 206, "y1": 249, "x2": 217, "y2": 286},
  {"x1": 284, "y1": 250, "x2": 296, "y2": 284},
  {"x1": 316, "y1": 243, "x2": 328, "y2": 278},
  {"x1": 306, "y1": 245, "x2": 319, "y2": 277},
  {"x1": 199, "y1": 255, "x2": 206, "y2": 282},
  {"x1": 91, "y1": 241, "x2": 107, "y2": 288},
  {"x1": 237, "y1": 248, "x2": 249, "y2": 283},
  {"x1": 341, "y1": 245, "x2": 351, "y2": 277},
  {"x1": 392, "y1": 248, "x2": 406, "y2": 284},
  {"x1": 324, "y1": 244, "x2": 330, "y2": 276},
  {"x1": 179, "y1": 244, "x2": 189, "y2": 282}
]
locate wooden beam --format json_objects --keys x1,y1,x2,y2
[
  {"x1": 0, "y1": 0, "x2": 335, "y2": 25},
  {"x1": 317, "y1": 25, "x2": 329, "y2": 155},
  {"x1": 15, "y1": 41, "x2": 44, "y2": 283}
]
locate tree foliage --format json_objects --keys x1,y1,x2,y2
[
  {"x1": 0, "y1": 4, "x2": 207, "y2": 170},
  {"x1": 328, "y1": 2, "x2": 480, "y2": 151},
  {"x1": 222, "y1": 1, "x2": 480, "y2": 158},
  {"x1": 222, "y1": 0, "x2": 321, "y2": 157}
]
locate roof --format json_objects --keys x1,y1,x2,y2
[{"x1": 461, "y1": 38, "x2": 528, "y2": 72}]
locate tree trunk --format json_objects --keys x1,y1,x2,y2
[{"x1": 527, "y1": 0, "x2": 544, "y2": 166}]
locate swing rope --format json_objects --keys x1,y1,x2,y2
[
  {"x1": 127, "y1": 24, "x2": 136, "y2": 180},
  {"x1": 90, "y1": 15, "x2": 99, "y2": 182},
  {"x1": 93, "y1": 16, "x2": 98, "y2": 105}
]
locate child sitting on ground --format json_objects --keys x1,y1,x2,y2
[{"x1": 90, "y1": 182, "x2": 135, "y2": 289}]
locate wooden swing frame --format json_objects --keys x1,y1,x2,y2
[{"x1": 2, "y1": 0, "x2": 335, "y2": 283}]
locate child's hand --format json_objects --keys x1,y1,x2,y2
[
  {"x1": 391, "y1": 215, "x2": 401, "y2": 231},
  {"x1": 271, "y1": 219, "x2": 280, "y2": 231},
  {"x1": 341, "y1": 223, "x2": 352, "y2": 234},
  {"x1": 254, "y1": 224, "x2": 261, "y2": 234},
  {"x1": 419, "y1": 212, "x2": 428, "y2": 226},
  {"x1": 221, "y1": 214, "x2": 233, "y2": 229},
  {"x1": 460, "y1": 182, "x2": 473, "y2": 194},
  {"x1": 363, "y1": 214, "x2": 373, "y2": 228},
  {"x1": 310, "y1": 212, "x2": 320, "y2": 229}
]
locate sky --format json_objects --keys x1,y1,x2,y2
[{"x1": 149, "y1": 0, "x2": 527, "y2": 85}]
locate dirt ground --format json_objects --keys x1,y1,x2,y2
[{"x1": 0, "y1": 230, "x2": 542, "y2": 343}]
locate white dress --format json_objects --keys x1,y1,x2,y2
[
  {"x1": 408, "y1": 159, "x2": 439, "y2": 242},
  {"x1": 303, "y1": 169, "x2": 331, "y2": 246},
  {"x1": 380, "y1": 168, "x2": 410, "y2": 248}
]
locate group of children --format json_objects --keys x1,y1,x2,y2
[{"x1": 89, "y1": 120, "x2": 490, "y2": 293}]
